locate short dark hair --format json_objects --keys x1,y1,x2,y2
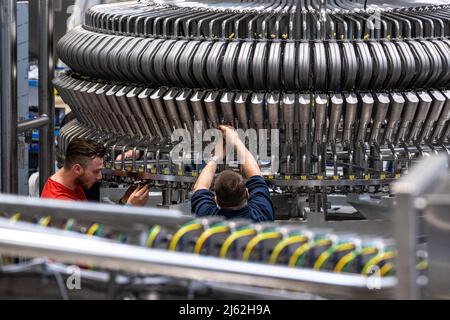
[
  {"x1": 214, "y1": 170, "x2": 247, "y2": 209},
  {"x1": 64, "y1": 138, "x2": 106, "y2": 169}
]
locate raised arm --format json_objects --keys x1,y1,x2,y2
[
  {"x1": 219, "y1": 125, "x2": 261, "y2": 178},
  {"x1": 193, "y1": 155, "x2": 219, "y2": 192}
]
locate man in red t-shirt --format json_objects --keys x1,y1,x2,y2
[{"x1": 41, "y1": 138, "x2": 149, "y2": 205}]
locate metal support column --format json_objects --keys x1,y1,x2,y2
[
  {"x1": 0, "y1": 0, "x2": 18, "y2": 194},
  {"x1": 38, "y1": 0, "x2": 55, "y2": 193},
  {"x1": 392, "y1": 155, "x2": 448, "y2": 299}
]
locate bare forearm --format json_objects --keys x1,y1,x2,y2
[
  {"x1": 193, "y1": 160, "x2": 217, "y2": 192},
  {"x1": 235, "y1": 140, "x2": 261, "y2": 178},
  {"x1": 219, "y1": 124, "x2": 261, "y2": 178}
]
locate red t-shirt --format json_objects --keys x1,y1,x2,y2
[{"x1": 41, "y1": 178, "x2": 87, "y2": 201}]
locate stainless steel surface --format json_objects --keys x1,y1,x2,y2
[
  {"x1": 52, "y1": 0, "x2": 450, "y2": 224},
  {"x1": 424, "y1": 196, "x2": 450, "y2": 299},
  {"x1": 38, "y1": 0, "x2": 55, "y2": 194},
  {"x1": 383, "y1": 93, "x2": 404, "y2": 144},
  {"x1": 0, "y1": 0, "x2": 18, "y2": 194},
  {"x1": 17, "y1": 114, "x2": 50, "y2": 133},
  {"x1": 328, "y1": 94, "x2": 343, "y2": 143},
  {"x1": 0, "y1": 193, "x2": 188, "y2": 229},
  {"x1": 392, "y1": 155, "x2": 449, "y2": 300}
]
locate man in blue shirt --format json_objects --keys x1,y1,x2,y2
[{"x1": 191, "y1": 125, "x2": 274, "y2": 222}]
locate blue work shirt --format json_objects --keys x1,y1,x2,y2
[{"x1": 191, "y1": 175, "x2": 274, "y2": 222}]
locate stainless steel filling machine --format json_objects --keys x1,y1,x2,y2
[{"x1": 54, "y1": 0, "x2": 450, "y2": 218}]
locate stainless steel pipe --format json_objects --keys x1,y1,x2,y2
[
  {"x1": 0, "y1": 0, "x2": 18, "y2": 193},
  {"x1": 38, "y1": 0, "x2": 55, "y2": 194}
]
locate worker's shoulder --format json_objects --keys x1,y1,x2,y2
[
  {"x1": 41, "y1": 192, "x2": 76, "y2": 201},
  {"x1": 192, "y1": 187, "x2": 212, "y2": 194},
  {"x1": 246, "y1": 175, "x2": 266, "y2": 182},
  {"x1": 246, "y1": 175, "x2": 269, "y2": 188},
  {"x1": 41, "y1": 179, "x2": 85, "y2": 201}
]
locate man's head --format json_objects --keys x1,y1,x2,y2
[
  {"x1": 64, "y1": 138, "x2": 106, "y2": 190},
  {"x1": 214, "y1": 170, "x2": 248, "y2": 211}
]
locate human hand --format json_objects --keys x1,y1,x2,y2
[
  {"x1": 218, "y1": 125, "x2": 239, "y2": 145},
  {"x1": 118, "y1": 184, "x2": 138, "y2": 204},
  {"x1": 126, "y1": 184, "x2": 150, "y2": 206},
  {"x1": 116, "y1": 149, "x2": 142, "y2": 161},
  {"x1": 212, "y1": 138, "x2": 226, "y2": 162}
]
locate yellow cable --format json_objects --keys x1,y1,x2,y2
[
  {"x1": 288, "y1": 243, "x2": 311, "y2": 267},
  {"x1": 2, "y1": 256, "x2": 13, "y2": 265},
  {"x1": 146, "y1": 225, "x2": 161, "y2": 248},
  {"x1": 380, "y1": 262, "x2": 394, "y2": 277},
  {"x1": 219, "y1": 229, "x2": 257, "y2": 258},
  {"x1": 335, "y1": 251, "x2": 357, "y2": 272},
  {"x1": 85, "y1": 223, "x2": 103, "y2": 270},
  {"x1": 39, "y1": 216, "x2": 51, "y2": 227},
  {"x1": 416, "y1": 260, "x2": 428, "y2": 271},
  {"x1": 361, "y1": 247, "x2": 378, "y2": 255},
  {"x1": 242, "y1": 232, "x2": 281, "y2": 261},
  {"x1": 335, "y1": 247, "x2": 377, "y2": 273},
  {"x1": 315, "y1": 239, "x2": 333, "y2": 247},
  {"x1": 362, "y1": 251, "x2": 396, "y2": 275},
  {"x1": 269, "y1": 235, "x2": 307, "y2": 265},
  {"x1": 169, "y1": 223, "x2": 202, "y2": 251},
  {"x1": 313, "y1": 243, "x2": 355, "y2": 270},
  {"x1": 87, "y1": 223, "x2": 100, "y2": 237},
  {"x1": 288, "y1": 239, "x2": 331, "y2": 268},
  {"x1": 194, "y1": 225, "x2": 230, "y2": 254}
]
